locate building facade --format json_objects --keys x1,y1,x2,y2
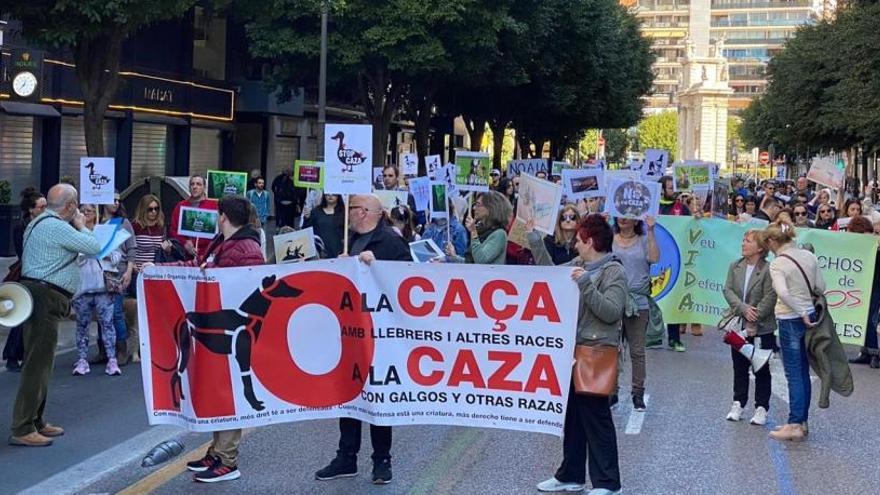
[{"x1": 629, "y1": 0, "x2": 828, "y2": 114}]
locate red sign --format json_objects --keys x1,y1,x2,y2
[{"x1": 759, "y1": 151, "x2": 770, "y2": 165}]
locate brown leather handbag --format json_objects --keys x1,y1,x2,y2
[{"x1": 572, "y1": 344, "x2": 619, "y2": 397}]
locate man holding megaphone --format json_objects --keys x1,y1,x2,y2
[{"x1": 7, "y1": 183, "x2": 102, "y2": 447}]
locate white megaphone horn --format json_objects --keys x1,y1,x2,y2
[
  {"x1": 723, "y1": 329, "x2": 772, "y2": 372},
  {"x1": 0, "y1": 282, "x2": 34, "y2": 328}
]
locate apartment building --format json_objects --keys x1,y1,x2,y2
[{"x1": 629, "y1": 0, "x2": 828, "y2": 113}]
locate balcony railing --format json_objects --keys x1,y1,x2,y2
[
  {"x1": 725, "y1": 37, "x2": 788, "y2": 44},
  {"x1": 711, "y1": 18, "x2": 809, "y2": 27},
  {"x1": 712, "y1": 0, "x2": 811, "y2": 9}
]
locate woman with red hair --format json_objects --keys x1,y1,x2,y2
[{"x1": 533, "y1": 214, "x2": 627, "y2": 495}]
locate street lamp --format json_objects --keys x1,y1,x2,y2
[{"x1": 317, "y1": 0, "x2": 328, "y2": 160}]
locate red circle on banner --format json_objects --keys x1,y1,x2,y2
[{"x1": 252, "y1": 271, "x2": 375, "y2": 407}]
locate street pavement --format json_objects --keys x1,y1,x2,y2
[{"x1": 2, "y1": 326, "x2": 879, "y2": 494}]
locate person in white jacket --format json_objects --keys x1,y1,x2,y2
[{"x1": 763, "y1": 220, "x2": 825, "y2": 442}]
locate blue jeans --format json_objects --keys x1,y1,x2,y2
[
  {"x1": 113, "y1": 293, "x2": 127, "y2": 343},
  {"x1": 778, "y1": 315, "x2": 814, "y2": 424}
]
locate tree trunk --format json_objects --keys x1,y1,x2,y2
[
  {"x1": 414, "y1": 96, "x2": 432, "y2": 176},
  {"x1": 74, "y1": 29, "x2": 125, "y2": 157},
  {"x1": 515, "y1": 129, "x2": 530, "y2": 159},
  {"x1": 489, "y1": 118, "x2": 508, "y2": 169},
  {"x1": 359, "y1": 66, "x2": 403, "y2": 169},
  {"x1": 464, "y1": 116, "x2": 487, "y2": 152}
]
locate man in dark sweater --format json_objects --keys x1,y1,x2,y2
[{"x1": 315, "y1": 194, "x2": 411, "y2": 485}]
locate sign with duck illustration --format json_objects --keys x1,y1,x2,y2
[
  {"x1": 324, "y1": 123, "x2": 373, "y2": 195},
  {"x1": 80, "y1": 157, "x2": 115, "y2": 205}
]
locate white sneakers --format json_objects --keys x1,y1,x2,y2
[
  {"x1": 537, "y1": 478, "x2": 586, "y2": 492},
  {"x1": 726, "y1": 402, "x2": 768, "y2": 426},
  {"x1": 725, "y1": 401, "x2": 743, "y2": 422},
  {"x1": 536, "y1": 478, "x2": 622, "y2": 494},
  {"x1": 750, "y1": 407, "x2": 768, "y2": 426}
]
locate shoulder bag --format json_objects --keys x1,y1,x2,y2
[
  {"x1": 572, "y1": 344, "x2": 618, "y2": 397},
  {"x1": 779, "y1": 253, "x2": 822, "y2": 308},
  {"x1": 4, "y1": 215, "x2": 68, "y2": 283}
]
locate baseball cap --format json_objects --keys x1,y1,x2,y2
[{"x1": 490, "y1": 169, "x2": 501, "y2": 177}]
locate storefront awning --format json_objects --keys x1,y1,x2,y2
[{"x1": 1, "y1": 101, "x2": 60, "y2": 117}]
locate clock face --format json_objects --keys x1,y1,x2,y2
[{"x1": 12, "y1": 71, "x2": 38, "y2": 98}]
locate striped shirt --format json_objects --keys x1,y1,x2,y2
[
  {"x1": 133, "y1": 223, "x2": 165, "y2": 269},
  {"x1": 22, "y1": 210, "x2": 102, "y2": 294}
]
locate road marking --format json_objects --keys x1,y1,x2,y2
[
  {"x1": 18, "y1": 426, "x2": 182, "y2": 495},
  {"x1": 624, "y1": 394, "x2": 649, "y2": 435},
  {"x1": 764, "y1": 419, "x2": 798, "y2": 495},
  {"x1": 117, "y1": 428, "x2": 252, "y2": 495}
]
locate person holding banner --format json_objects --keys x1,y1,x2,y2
[
  {"x1": 146, "y1": 196, "x2": 264, "y2": 482},
  {"x1": 422, "y1": 201, "x2": 468, "y2": 260},
  {"x1": 612, "y1": 217, "x2": 660, "y2": 410},
  {"x1": 846, "y1": 217, "x2": 880, "y2": 368},
  {"x1": 303, "y1": 194, "x2": 345, "y2": 259},
  {"x1": 533, "y1": 214, "x2": 626, "y2": 495},
  {"x1": 446, "y1": 191, "x2": 512, "y2": 265},
  {"x1": 526, "y1": 205, "x2": 580, "y2": 265},
  {"x1": 763, "y1": 221, "x2": 824, "y2": 442},
  {"x1": 169, "y1": 175, "x2": 219, "y2": 260},
  {"x1": 658, "y1": 176, "x2": 689, "y2": 349},
  {"x1": 721, "y1": 230, "x2": 776, "y2": 425},
  {"x1": 315, "y1": 194, "x2": 411, "y2": 485}
]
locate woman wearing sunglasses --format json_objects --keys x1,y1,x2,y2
[
  {"x1": 526, "y1": 205, "x2": 580, "y2": 265},
  {"x1": 729, "y1": 194, "x2": 746, "y2": 217},
  {"x1": 813, "y1": 204, "x2": 837, "y2": 230},
  {"x1": 791, "y1": 204, "x2": 814, "y2": 228}
]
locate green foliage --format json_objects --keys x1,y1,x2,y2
[
  {"x1": 637, "y1": 111, "x2": 678, "y2": 160},
  {"x1": 741, "y1": 2, "x2": 880, "y2": 155},
  {"x1": 604, "y1": 129, "x2": 630, "y2": 163},
  {"x1": 0, "y1": 180, "x2": 10, "y2": 205}
]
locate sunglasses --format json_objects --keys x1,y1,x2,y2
[
  {"x1": 147, "y1": 206, "x2": 160, "y2": 212},
  {"x1": 561, "y1": 214, "x2": 578, "y2": 221},
  {"x1": 819, "y1": 209, "x2": 832, "y2": 214},
  {"x1": 794, "y1": 211, "x2": 808, "y2": 217},
  {"x1": 735, "y1": 198, "x2": 744, "y2": 203}
]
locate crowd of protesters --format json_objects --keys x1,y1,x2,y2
[{"x1": 3, "y1": 159, "x2": 875, "y2": 494}]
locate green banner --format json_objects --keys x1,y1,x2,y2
[{"x1": 651, "y1": 217, "x2": 878, "y2": 346}]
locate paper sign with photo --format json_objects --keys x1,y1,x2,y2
[
  {"x1": 294, "y1": 160, "x2": 324, "y2": 189},
  {"x1": 604, "y1": 179, "x2": 661, "y2": 220},
  {"x1": 178, "y1": 207, "x2": 219, "y2": 239},
  {"x1": 374, "y1": 190, "x2": 410, "y2": 211},
  {"x1": 454, "y1": 151, "x2": 491, "y2": 191},
  {"x1": 507, "y1": 159, "x2": 548, "y2": 178},
  {"x1": 672, "y1": 162, "x2": 712, "y2": 191},
  {"x1": 372, "y1": 167, "x2": 385, "y2": 190},
  {"x1": 80, "y1": 157, "x2": 115, "y2": 205},
  {"x1": 807, "y1": 156, "x2": 845, "y2": 190},
  {"x1": 552, "y1": 161, "x2": 569, "y2": 176},
  {"x1": 408, "y1": 177, "x2": 431, "y2": 212},
  {"x1": 643, "y1": 149, "x2": 669, "y2": 180},
  {"x1": 429, "y1": 182, "x2": 449, "y2": 220},
  {"x1": 207, "y1": 170, "x2": 248, "y2": 198},
  {"x1": 409, "y1": 239, "x2": 445, "y2": 263},
  {"x1": 324, "y1": 123, "x2": 373, "y2": 195},
  {"x1": 562, "y1": 169, "x2": 605, "y2": 201},
  {"x1": 401, "y1": 153, "x2": 418, "y2": 177},
  {"x1": 507, "y1": 217, "x2": 530, "y2": 249},
  {"x1": 274, "y1": 227, "x2": 318, "y2": 264},
  {"x1": 712, "y1": 179, "x2": 730, "y2": 219},
  {"x1": 425, "y1": 155, "x2": 442, "y2": 179},
  {"x1": 437, "y1": 164, "x2": 458, "y2": 195},
  {"x1": 516, "y1": 174, "x2": 562, "y2": 235}
]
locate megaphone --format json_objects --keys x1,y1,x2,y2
[
  {"x1": 0, "y1": 282, "x2": 34, "y2": 328},
  {"x1": 723, "y1": 329, "x2": 772, "y2": 372}
]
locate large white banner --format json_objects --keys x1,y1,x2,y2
[{"x1": 138, "y1": 259, "x2": 579, "y2": 436}]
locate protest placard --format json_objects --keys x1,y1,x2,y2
[
  {"x1": 712, "y1": 179, "x2": 730, "y2": 219},
  {"x1": 274, "y1": 228, "x2": 319, "y2": 263},
  {"x1": 178, "y1": 207, "x2": 219, "y2": 239},
  {"x1": 429, "y1": 182, "x2": 449, "y2": 220},
  {"x1": 643, "y1": 149, "x2": 669, "y2": 180},
  {"x1": 561, "y1": 169, "x2": 604, "y2": 201},
  {"x1": 294, "y1": 160, "x2": 324, "y2": 189},
  {"x1": 604, "y1": 178, "x2": 660, "y2": 220},
  {"x1": 80, "y1": 157, "x2": 115, "y2": 205},
  {"x1": 516, "y1": 174, "x2": 562, "y2": 235},
  {"x1": 207, "y1": 170, "x2": 248, "y2": 198},
  {"x1": 374, "y1": 190, "x2": 409, "y2": 211},
  {"x1": 454, "y1": 151, "x2": 491, "y2": 191},
  {"x1": 324, "y1": 123, "x2": 373, "y2": 195},
  {"x1": 507, "y1": 159, "x2": 548, "y2": 178},
  {"x1": 408, "y1": 177, "x2": 431, "y2": 212},
  {"x1": 425, "y1": 155, "x2": 442, "y2": 179},
  {"x1": 673, "y1": 162, "x2": 712, "y2": 191},
  {"x1": 807, "y1": 156, "x2": 846, "y2": 190},
  {"x1": 409, "y1": 239, "x2": 444, "y2": 263}
]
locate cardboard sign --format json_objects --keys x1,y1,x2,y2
[
  {"x1": 507, "y1": 159, "x2": 548, "y2": 178},
  {"x1": 80, "y1": 157, "x2": 115, "y2": 205},
  {"x1": 400, "y1": 153, "x2": 418, "y2": 177},
  {"x1": 807, "y1": 156, "x2": 845, "y2": 190},
  {"x1": 712, "y1": 179, "x2": 730, "y2": 219},
  {"x1": 274, "y1": 227, "x2": 318, "y2": 263},
  {"x1": 561, "y1": 169, "x2": 604, "y2": 201},
  {"x1": 516, "y1": 174, "x2": 562, "y2": 235},
  {"x1": 643, "y1": 149, "x2": 669, "y2": 180},
  {"x1": 425, "y1": 155, "x2": 442, "y2": 179},
  {"x1": 672, "y1": 162, "x2": 712, "y2": 191},
  {"x1": 408, "y1": 177, "x2": 431, "y2": 212},
  {"x1": 374, "y1": 190, "x2": 410, "y2": 212},
  {"x1": 454, "y1": 151, "x2": 491, "y2": 191},
  {"x1": 429, "y1": 182, "x2": 449, "y2": 220},
  {"x1": 409, "y1": 239, "x2": 444, "y2": 263}
]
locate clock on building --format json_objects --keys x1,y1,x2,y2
[{"x1": 12, "y1": 71, "x2": 38, "y2": 98}]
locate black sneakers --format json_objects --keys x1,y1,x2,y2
[
  {"x1": 315, "y1": 455, "x2": 358, "y2": 480},
  {"x1": 372, "y1": 458, "x2": 393, "y2": 484},
  {"x1": 633, "y1": 395, "x2": 646, "y2": 411},
  {"x1": 186, "y1": 454, "x2": 220, "y2": 473},
  {"x1": 193, "y1": 463, "x2": 241, "y2": 483}
]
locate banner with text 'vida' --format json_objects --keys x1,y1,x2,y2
[
  {"x1": 652, "y1": 217, "x2": 878, "y2": 346},
  {"x1": 137, "y1": 259, "x2": 579, "y2": 436}
]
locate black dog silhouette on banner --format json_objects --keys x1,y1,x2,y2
[{"x1": 154, "y1": 275, "x2": 303, "y2": 411}]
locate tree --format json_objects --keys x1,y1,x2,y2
[
  {"x1": 244, "y1": 0, "x2": 510, "y2": 166},
  {"x1": 7, "y1": 0, "x2": 197, "y2": 155},
  {"x1": 637, "y1": 111, "x2": 678, "y2": 160},
  {"x1": 604, "y1": 129, "x2": 630, "y2": 164}
]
